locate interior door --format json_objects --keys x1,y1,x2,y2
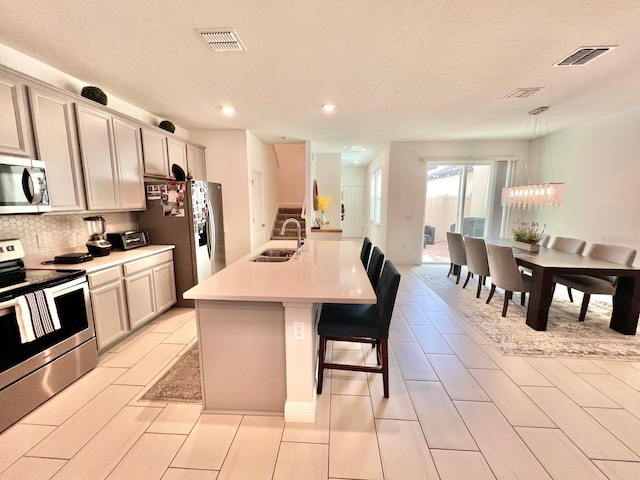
[{"x1": 342, "y1": 186, "x2": 364, "y2": 238}]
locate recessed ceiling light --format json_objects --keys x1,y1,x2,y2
[
  {"x1": 322, "y1": 104, "x2": 336, "y2": 112},
  {"x1": 220, "y1": 106, "x2": 235, "y2": 115}
]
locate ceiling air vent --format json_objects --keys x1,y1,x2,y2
[
  {"x1": 555, "y1": 46, "x2": 616, "y2": 66},
  {"x1": 503, "y1": 87, "x2": 544, "y2": 99},
  {"x1": 197, "y1": 29, "x2": 245, "y2": 52}
]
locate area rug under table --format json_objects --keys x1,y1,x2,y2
[
  {"x1": 142, "y1": 343, "x2": 202, "y2": 403},
  {"x1": 413, "y1": 264, "x2": 640, "y2": 360}
]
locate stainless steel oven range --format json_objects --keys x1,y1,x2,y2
[{"x1": 0, "y1": 238, "x2": 97, "y2": 432}]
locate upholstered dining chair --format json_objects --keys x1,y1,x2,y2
[
  {"x1": 539, "y1": 234, "x2": 551, "y2": 248},
  {"x1": 463, "y1": 237, "x2": 490, "y2": 298},
  {"x1": 550, "y1": 236, "x2": 587, "y2": 301},
  {"x1": 367, "y1": 246, "x2": 385, "y2": 291},
  {"x1": 360, "y1": 237, "x2": 372, "y2": 268},
  {"x1": 486, "y1": 243, "x2": 532, "y2": 317},
  {"x1": 446, "y1": 232, "x2": 467, "y2": 284},
  {"x1": 317, "y1": 261, "x2": 401, "y2": 398},
  {"x1": 554, "y1": 244, "x2": 637, "y2": 322}
]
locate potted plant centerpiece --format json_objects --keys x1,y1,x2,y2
[{"x1": 511, "y1": 219, "x2": 545, "y2": 253}]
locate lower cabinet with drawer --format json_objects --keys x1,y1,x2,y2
[{"x1": 88, "y1": 250, "x2": 176, "y2": 351}]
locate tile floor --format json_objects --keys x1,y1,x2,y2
[{"x1": 3, "y1": 266, "x2": 640, "y2": 479}]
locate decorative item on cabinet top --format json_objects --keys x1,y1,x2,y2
[
  {"x1": 159, "y1": 120, "x2": 176, "y2": 133},
  {"x1": 80, "y1": 86, "x2": 108, "y2": 105}
]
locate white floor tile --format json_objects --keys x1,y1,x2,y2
[
  {"x1": 389, "y1": 316, "x2": 418, "y2": 342},
  {"x1": 427, "y1": 354, "x2": 490, "y2": 401},
  {"x1": 163, "y1": 317, "x2": 198, "y2": 344},
  {"x1": 162, "y1": 469, "x2": 218, "y2": 480},
  {"x1": 171, "y1": 415, "x2": 242, "y2": 470},
  {"x1": 523, "y1": 386, "x2": 638, "y2": 461},
  {"x1": 558, "y1": 358, "x2": 608, "y2": 374},
  {"x1": 431, "y1": 449, "x2": 496, "y2": 480},
  {"x1": 454, "y1": 401, "x2": 551, "y2": 479},
  {"x1": 0, "y1": 424, "x2": 56, "y2": 474},
  {"x1": 479, "y1": 346, "x2": 553, "y2": 386},
  {"x1": 329, "y1": 395, "x2": 383, "y2": 480},
  {"x1": 50, "y1": 406, "x2": 162, "y2": 480},
  {"x1": 216, "y1": 416, "x2": 284, "y2": 480},
  {"x1": 424, "y1": 311, "x2": 466, "y2": 334},
  {"x1": 442, "y1": 334, "x2": 498, "y2": 369},
  {"x1": 146, "y1": 308, "x2": 195, "y2": 334},
  {"x1": 592, "y1": 360, "x2": 640, "y2": 390},
  {"x1": 398, "y1": 304, "x2": 431, "y2": 325},
  {"x1": 376, "y1": 419, "x2": 439, "y2": 480},
  {"x1": 516, "y1": 427, "x2": 608, "y2": 479},
  {"x1": 368, "y1": 365, "x2": 418, "y2": 420},
  {"x1": 103, "y1": 332, "x2": 170, "y2": 368},
  {"x1": 585, "y1": 407, "x2": 640, "y2": 457},
  {"x1": 106, "y1": 433, "x2": 186, "y2": 479},
  {"x1": 282, "y1": 382, "x2": 331, "y2": 444},
  {"x1": 0, "y1": 456, "x2": 66, "y2": 480},
  {"x1": 592, "y1": 460, "x2": 640, "y2": 479},
  {"x1": 147, "y1": 403, "x2": 203, "y2": 435},
  {"x1": 580, "y1": 373, "x2": 640, "y2": 419},
  {"x1": 409, "y1": 324, "x2": 454, "y2": 355},
  {"x1": 272, "y1": 442, "x2": 328, "y2": 480},
  {"x1": 405, "y1": 380, "x2": 477, "y2": 450},
  {"x1": 114, "y1": 343, "x2": 184, "y2": 386},
  {"x1": 392, "y1": 342, "x2": 439, "y2": 381}
]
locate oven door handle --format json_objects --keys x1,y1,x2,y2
[{"x1": 22, "y1": 167, "x2": 42, "y2": 205}]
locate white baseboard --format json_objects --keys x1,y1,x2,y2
[{"x1": 284, "y1": 396, "x2": 317, "y2": 423}]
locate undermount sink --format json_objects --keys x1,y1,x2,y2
[{"x1": 250, "y1": 248, "x2": 297, "y2": 262}]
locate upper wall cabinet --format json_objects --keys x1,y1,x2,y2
[
  {"x1": 76, "y1": 104, "x2": 145, "y2": 211},
  {"x1": 0, "y1": 71, "x2": 32, "y2": 157},
  {"x1": 27, "y1": 85, "x2": 86, "y2": 212},
  {"x1": 167, "y1": 136, "x2": 187, "y2": 179},
  {"x1": 141, "y1": 128, "x2": 169, "y2": 177},
  {"x1": 186, "y1": 143, "x2": 206, "y2": 180}
]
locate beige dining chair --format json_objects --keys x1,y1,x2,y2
[
  {"x1": 554, "y1": 244, "x2": 637, "y2": 322},
  {"x1": 550, "y1": 236, "x2": 587, "y2": 301},
  {"x1": 539, "y1": 234, "x2": 551, "y2": 248},
  {"x1": 486, "y1": 243, "x2": 532, "y2": 317},
  {"x1": 463, "y1": 237, "x2": 490, "y2": 298},
  {"x1": 446, "y1": 232, "x2": 467, "y2": 284}
]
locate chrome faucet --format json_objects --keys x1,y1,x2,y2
[{"x1": 280, "y1": 218, "x2": 302, "y2": 254}]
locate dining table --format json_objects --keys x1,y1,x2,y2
[{"x1": 486, "y1": 239, "x2": 640, "y2": 335}]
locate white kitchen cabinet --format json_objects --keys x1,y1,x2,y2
[
  {"x1": 123, "y1": 250, "x2": 176, "y2": 329},
  {"x1": 186, "y1": 143, "x2": 206, "y2": 180},
  {"x1": 76, "y1": 104, "x2": 145, "y2": 211},
  {"x1": 125, "y1": 269, "x2": 157, "y2": 329},
  {"x1": 141, "y1": 128, "x2": 169, "y2": 177},
  {"x1": 153, "y1": 261, "x2": 177, "y2": 312},
  {"x1": 75, "y1": 105, "x2": 119, "y2": 210},
  {"x1": 0, "y1": 70, "x2": 32, "y2": 157},
  {"x1": 112, "y1": 117, "x2": 145, "y2": 209},
  {"x1": 27, "y1": 85, "x2": 86, "y2": 211},
  {"x1": 88, "y1": 266, "x2": 129, "y2": 351},
  {"x1": 87, "y1": 250, "x2": 176, "y2": 352},
  {"x1": 167, "y1": 136, "x2": 187, "y2": 179}
]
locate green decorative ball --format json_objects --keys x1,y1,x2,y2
[
  {"x1": 159, "y1": 120, "x2": 176, "y2": 133},
  {"x1": 81, "y1": 86, "x2": 108, "y2": 105}
]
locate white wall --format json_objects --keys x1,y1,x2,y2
[
  {"x1": 274, "y1": 144, "x2": 306, "y2": 204},
  {"x1": 247, "y1": 133, "x2": 279, "y2": 248},
  {"x1": 315, "y1": 153, "x2": 342, "y2": 226},
  {"x1": 341, "y1": 165, "x2": 367, "y2": 188},
  {"x1": 0, "y1": 44, "x2": 189, "y2": 137},
  {"x1": 522, "y1": 107, "x2": 640, "y2": 264},
  {"x1": 387, "y1": 140, "x2": 522, "y2": 264},
  {"x1": 189, "y1": 130, "x2": 251, "y2": 264}
]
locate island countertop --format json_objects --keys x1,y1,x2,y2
[{"x1": 183, "y1": 240, "x2": 375, "y2": 304}]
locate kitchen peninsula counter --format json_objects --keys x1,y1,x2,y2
[{"x1": 184, "y1": 240, "x2": 375, "y2": 422}]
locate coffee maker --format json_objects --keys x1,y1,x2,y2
[{"x1": 83, "y1": 216, "x2": 112, "y2": 256}]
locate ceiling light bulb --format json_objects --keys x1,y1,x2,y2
[
  {"x1": 322, "y1": 104, "x2": 336, "y2": 112},
  {"x1": 220, "y1": 106, "x2": 235, "y2": 115}
]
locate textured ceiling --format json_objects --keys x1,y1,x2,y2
[{"x1": 1, "y1": 0, "x2": 640, "y2": 165}]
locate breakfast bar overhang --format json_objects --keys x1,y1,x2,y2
[{"x1": 183, "y1": 240, "x2": 376, "y2": 423}]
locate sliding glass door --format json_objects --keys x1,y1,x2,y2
[{"x1": 423, "y1": 162, "x2": 500, "y2": 263}]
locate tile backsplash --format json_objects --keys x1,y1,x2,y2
[{"x1": 0, "y1": 212, "x2": 137, "y2": 255}]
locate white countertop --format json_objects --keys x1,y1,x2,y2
[
  {"x1": 184, "y1": 240, "x2": 376, "y2": 304},
  {"x1": 23, "y1": 245, "x2": 175, "y2": 274}
]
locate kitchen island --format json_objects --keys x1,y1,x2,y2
[{"x1": 183, "y1": 239, "x2": 375, "y2": 422}]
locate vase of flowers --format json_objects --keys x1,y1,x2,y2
[
  {"x1": 317, "y1": 195, "x2": 332, "y2": 225},
  {"x1": 511, "y1": 219, "x2": 545, "y2": 253}
]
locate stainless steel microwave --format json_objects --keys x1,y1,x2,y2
[{"x1": 0, "y1": 157, "x2": 51, "y2": 214}]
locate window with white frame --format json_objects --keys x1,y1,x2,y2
[{"x1": 369, "y1": 168, "x2": 382, "y2": 225}]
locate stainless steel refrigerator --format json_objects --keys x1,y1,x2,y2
[{"x1": 137, "y1": 180, "x2": 226, "y2": 307}]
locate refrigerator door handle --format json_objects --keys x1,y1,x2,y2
[{"x1": 206, "y1": 199, "x2": 215, "y2": 259}]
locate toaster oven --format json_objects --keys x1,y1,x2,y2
[{"x1": 106, "y1": 231, "x2": 150, "y2": 250}]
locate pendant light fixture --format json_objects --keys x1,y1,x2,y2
[{"x1": 501, "y1": 106, "x2": 564, "y2": 209}]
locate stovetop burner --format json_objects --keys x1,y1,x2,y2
[{"x1": 0, "y1": 238, "x2": 87, "y2": 301}]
